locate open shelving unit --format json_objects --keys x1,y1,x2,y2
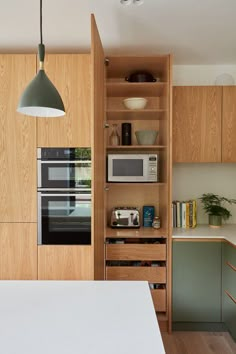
[{"x1": 104, "y1": 55, "x2": 172, "y2": 332}]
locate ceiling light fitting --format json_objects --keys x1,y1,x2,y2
[{"x1": 17, "y1": 0, "x2": 65, "y2": 117}]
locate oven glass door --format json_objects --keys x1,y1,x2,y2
[
  {"x1": 38, "y1": 192, "x2": 91, "y2": 245},
  {"x1": 39, "y1": 161, "x2": 91, "y2": 189}
]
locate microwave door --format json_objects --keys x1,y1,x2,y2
[
  {"x1": 39, "y1": 161, "x2": 91, "y2": 189},
  {"x1": 108, "y1": 155, "x2": 146, "y2": 182}
]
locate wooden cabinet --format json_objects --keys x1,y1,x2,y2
[
  {"x1": 222, "y1": 87, "x2": 236, "y2": 162},
  {"x1": 222, "y1": 242, "x2": 236, "y2": 341},
  {"x1": 38, "y1": 246, "x2": 94, "y2": 280},
  {"x1": 172, "y1": 241, "x2": 222, "y2": 326},
  {"x1": 173, "y1": 86, "x2": 222, "y2": 163},
  {"x1": 104, "y1": 55, "x2": 172, "y2": 331},
  {"x1": 0, "y1": 54, "x2": 37, "y2": 222},
  {"x1": 37, "y1": 54, "x2": 91, "y2": 147},
  {"x1": 0, "y1": 223, "x2": 37, "y2": 280}
]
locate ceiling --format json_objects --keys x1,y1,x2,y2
[{"x1": 1, "y1": 0, "x2": 236, "y2": 64}]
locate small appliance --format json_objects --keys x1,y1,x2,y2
[
  {"x1": 107, "y1": 154, "x2": 159, "y2": 182},
  {"x1": 110, "y1": 207, "x2": 140, "y2": 228}
]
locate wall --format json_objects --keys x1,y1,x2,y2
[{"x1": 172, "y1": 65, "x2": 236, "y2": 225}]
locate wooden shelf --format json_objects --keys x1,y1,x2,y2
[
  {"x1": 106, "y1": 82, "x2": 167, "y2": 97},
  {"x1": 107, "y1": 145, "x2": 167, "y2": 151},
  {"x1": 106, "y1": 109, "x2": 166, "y2": 120},
  {"x1": 105, "y1": 227, "x2": 168, "y2": 239}
]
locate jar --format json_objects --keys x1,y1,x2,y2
[
  {"x1": 152, "y1": 216, "x2": 161, "y2": 229},
  {"x1": 109, "y1": 124, "x2": 120, "y2": 146}
]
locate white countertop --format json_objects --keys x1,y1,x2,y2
[
  {"x1": 172, "y1": 224, "x2": 236, "y2": 246},
  {"x1": 0, "y1": 281, "x2": 165, "y2": 354}
]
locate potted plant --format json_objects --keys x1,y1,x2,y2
[{"x1": 199, "y1": 193, "x2": 236, "y2": 228}]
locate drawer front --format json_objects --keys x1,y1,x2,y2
[
  {"x1": 224, "y1": 242, "x2": 236, "y2": 268},
  {"x1": 106, "y1": 244, "x2": 166, "y2": 261},
  {"x1": 106, "y1": 266, "x2": 166, "y2": 283},
  {"x1": 223, "y1": 262, "x2": 236, "y2": 299},
  {"x1": 223, "y1": 290, "x2": 236, "y2": 341},
  {"x1": 151, "y1": 288, "x2": 166, "y2": 312}
]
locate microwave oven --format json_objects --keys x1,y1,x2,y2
[{"x1": 107, "y1": 154, "x2": 159, "y2": 182}]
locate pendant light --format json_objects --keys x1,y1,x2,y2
[{"x1": 17, "y1": 0, "x2": 65, "y2": 117}]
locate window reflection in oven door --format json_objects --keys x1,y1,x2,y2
[
  {"x1": 38, "y1": 192, "x2": 91, "y2": 245},
  {"x1": 38, "y1": 161, "x2": 91, "y2": 189}
]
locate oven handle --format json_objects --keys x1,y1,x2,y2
[
  {"x1": 39, "y1": 193, "x2": 91, "y2": 199},
  {"x1": 39, "y1": 160, "x2": 91, "y2": 164}
]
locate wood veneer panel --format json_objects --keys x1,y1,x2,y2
[
  {"x1": 0, "y1": 223, "x2": 37, "y2": 279},
  {"x1": 106, "y1": 244, "x2": 166, "y2": 261},
  {"x1": 0, "y1": 54, "x2": 37, "y2": 222},
  {"x1": 222, "y1": 86, "x2": 236, "y2": 162},
  {"x1": 38, "y1": 246, "x2": 93, "y2": 280},
  {"x1": 151, "y1": 288, "x2": 166, "y2": 312},
  {"x1": 173, "y1": 86, "x2": 222, "y2": 162},
  {"x1": 106, "y1": 266, "x2": 166, "y2": 283},
  {"x1": 91, "y1": 14, "x2": 106, "y2": 279},
  {"x1": 37, "y1": 54, "x2": 91, "y2": 147}
]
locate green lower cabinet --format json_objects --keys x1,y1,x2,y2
[
  {"x1": 172, "y1": 241, "x2": 222, "y2": 326},
  {"x1": 222, "y1": 242, "x2": 236, "y2": 341}
]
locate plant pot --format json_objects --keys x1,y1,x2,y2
[{"x1": 209, "y1": 215, "x2": 222, "y2": 228}]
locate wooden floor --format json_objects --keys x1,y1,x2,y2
[{"x1": 161, "y1": 332, "x2": 236, "y2": 354}]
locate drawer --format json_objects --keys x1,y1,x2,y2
[
  {"x1": 223, "y1": 290, "x2": 236, "y2": 341},
  {"x1": 151, "y1": 288, "x2": 166, "y2": 312},
  {"x1": 106, "y1": 266, "x2": 166, "y2": 283},
  {"x1": 106, "y1": 244, "x2": 166, "y2": 261},
  {"x1": 223, "y1": 242, "x2": 236, "y2": 268},
  {"x1": 223, "y1": 262, "x2": 236, "y2": 299}
]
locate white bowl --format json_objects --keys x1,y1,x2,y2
[
  {"x1": 135, "y1": 130, "x2": 159, "y2": 145},
  {"x1": 123, "y1": 97, "x2": 147, "y2": 110}
]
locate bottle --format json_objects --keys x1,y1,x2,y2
[
  {"x1": 109, "y1": 124, "x2": 120, "y2": 146},
  {"x1": 121, "y1": 123, "x2": 132, "y2": 145},
  {"x1": 152, "y1": 216, "x2": 161, "y2": 229}
]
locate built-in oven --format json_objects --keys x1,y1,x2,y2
[
  {"x1": 37, "y1": 148, "x2": 91, "y2": 189},
  {"x1": 37, "y1": 148, "x2": 92, "y2": 245}
]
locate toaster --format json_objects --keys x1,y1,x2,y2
[{"x1": 110, "y1": 207, "x2": 140, "y2": 228}]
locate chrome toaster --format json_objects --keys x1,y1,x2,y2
[{"x1": 110, "y1": 207, "x2": 140, "y2": 228}]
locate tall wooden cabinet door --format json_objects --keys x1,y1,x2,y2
[
  {"x1": 0, "y1": 55, "x2": 37, "y2": 222},
  {"x1": 37, "y1": 54, "x2": 91, "y2": 147},
  {"x1": 91, "y1": 14, "x2": 106, "y2": 280},
  {"x1": 0, "y1": 223, "x2": 37, "y2": 279},
  {"x1": 173, "y1": 86, "x2": 222, "y2": 162},
  {"x1": 222, "y1": 87, "x2": 236, "y2": 162},
  {"x1": 38, "y1": 246, "x2": 93, "y2": 280}
]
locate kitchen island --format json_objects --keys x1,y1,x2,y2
[{"x1": 0, "y1": 280, "x2": 165, "y2": 354}]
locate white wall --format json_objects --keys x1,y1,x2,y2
[
  {"x1": 172, "y1": 65, "x2": 236, "y2": 225},
  {"x1": 173, "y1": 65, "x2": 236, "y2": 86},
  {"x1": 173, "y1": 164, "x2": 236, "y2": 224}
]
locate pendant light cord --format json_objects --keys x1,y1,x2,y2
[{"x1": 40, "y1": 0, "x2": 43, "y2": 44}]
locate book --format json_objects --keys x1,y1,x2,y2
[
  {"x1": 182, "y1": 202, "x2": 186, "y2": 228},
  {"x1": 185, "y1": 202, "x2": 190, "y2": 228}
]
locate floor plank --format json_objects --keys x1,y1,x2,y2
[{"x1": 161, "y1": 332, "x2": 236, "y2": 354}]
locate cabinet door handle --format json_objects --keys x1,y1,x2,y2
[
  {"x1": 226, "y1": 261, "x2": 236, "y2": 272},
  {"x1": 225, "y1": 290, "x2": 236, "y2": 305}
]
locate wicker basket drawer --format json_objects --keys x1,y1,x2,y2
[
  {"x1": 151, "y1": 288, "x2": 166, "y2": 312},
  {"x1": 106, "y1": 244, "x2": 166, "y2": 261},
  {"x1": 106, "y1": 266, "x2": 166, "y2": 283}
]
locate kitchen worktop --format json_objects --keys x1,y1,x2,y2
[
  {"x1": 0, "y1": 281, "x2": 165, "y2": 354},
  {"x1": 172, "y1": 224, "x2": 236, "y2": 246}
]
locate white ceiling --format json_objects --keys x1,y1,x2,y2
[{"x1": 1, "y1": 0, "x2": 236, "y2": 64}]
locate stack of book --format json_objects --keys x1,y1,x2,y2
[{"x1": 172, "y1": 200, "x2": 197, "y2": 228}]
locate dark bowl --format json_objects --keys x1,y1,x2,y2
[{"x1": 125, "y1": 71, "x2": 157, "y2": 82}]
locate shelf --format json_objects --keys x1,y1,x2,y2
[
  {"x1": 106, "y1": 109, "x2": 166, "y2": 120},
  {"x1": 106, "y1": 182, "x2": 166, "y2": 187},
  {"x1": 106, "y1": 82, "x2": 167, "y2": 97},
  {"x1": 105, "y1": 227, "x2": 168, "y2": 239},
  {"x1": 107, "y1": 145, "x2": 167, "y2": 151}
]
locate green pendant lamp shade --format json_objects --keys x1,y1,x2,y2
[{"x1": 17, "y1": 1, "x2": 65, "y2": 117}]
